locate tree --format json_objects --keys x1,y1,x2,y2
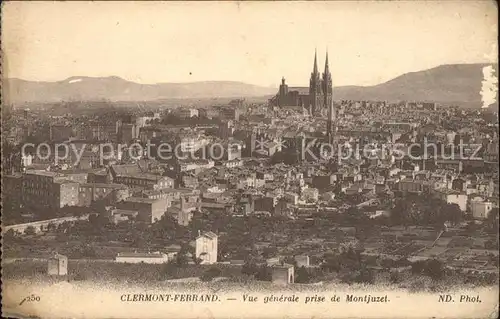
[
  {"x1": 295, "y1": 266, "x2": 311, "y2": 283},
  {"x1": 485, "y1": 207, "x2": 499, "y2": 233},
  {"x1": 24, "y1": 226, "x2": 36, "y2": 236},
  {"x1": 440, "y1": 203, "x2": 463, "y2": 226},
  {"x1": 200, "y1": 267, "x2": 222, "y2": 282},
  {"x1": 411, "y1": 260, "x2": 427, "y2": 274},
  {"x1": 175, "y1": 246, "x2": 190, "y2": 266},
  {"x1": 424, "y1": 259, "x2": 444, "y2": 280},
  {"x1": 162, "y1": 261, "x2": 179, "y2": 278},
  {"x1": 4, "y1": 229, "x2": 16, "y2": 241},
  {"x1": 193, "y1": 253, "x2": 205, "y2": 265},
  {"x1": 255, "y1": 265, "x2": 272, "y2": 281},
  {"x1": 321, "y1": 253, "x2": 341, "y2": 273},
  {"x1": 47, "y1": 222, "x2": 57, "y2": 232},
  {"x1": 389, "y1": 271, "x2": 401, "y2": 284}
]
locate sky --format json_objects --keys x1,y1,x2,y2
[{"x1": 2, "y1": 1, "x2": 498, "y2": 87}]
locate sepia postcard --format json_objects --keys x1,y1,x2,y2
[{"x1": 1, "y1": 1, "x2": 499, "y2": 318}]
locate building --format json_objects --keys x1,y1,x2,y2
[
  {"x1": 3, "y1": 173, "x2": 23, "y2": 211},
  {"x1": 218, "y1": 106, "x2": 240, "y2": 121},
  {"x1": 90, "y1": 124, "x2": 117, "y2": 141},
  {"x1": 118, "y1": 123, "x2": 139, "y2": 143},
  {"x1": 395, "y1": 180, "x2": 430, "y2": 194},
  {"x1": 78, "y1": 183, "x2": 130, "y2": 207},
  {"x1": 115, "y1": 252, "x2": 169, "y2": 264},
  {"x1": 113, "y1": 173, "x2": 175, "y2": 191},
  {"x1": 219, "y1": 120, "x2": 235, "y2": 139},
  {"x1": 47, "y1": 254, "x2": 68, "y2": 276},
  {"x1": 52, "y1": 180, "x2": 80, "y2": 208},
  {"x1": 301, "y1": 187, "x2": 319, "y2": 202},
  {"x1": 271, "y1": 263, "x2": 294, "y2": 285},
  {"x1": 177, "y1": 208, "x2": 194, "y2": 226},
  {"x1": 269, "y1": 50, "x2": 332, "y2": 116},
  {"x1": 271, "y1": 78, "x2": 310, "y2": 109},
  {"x1": 434, "y1": 190, "x2": 468, "y2": 212},
  {"x1": 176, "y1": 108, "x2": 199, "y2": 118},
  {"x1": 177, "y1": 159, "x2": 215, "y2": 173},
  {"x1": 470, "y1": 198, "x2": 494, "y2": 219},
  {"x1": 50, "y1": 125, "x2": 73, "y2": 141},
  {"x1": 177, "y1": 134, "x2": 208, "y2": 154},
  {"x1": 169, "y1": 195, "x2": 200, "y2": 226},
  {"x1": 23, "y1": 171, "x2": 79, "y2": 210},
  {"x1": 312, "y1": 174, "x2": 335, "y2": 190},
  {"x1": 195, "y1": 231, "x2": 218, "y2": 264},
  {"x1": 117, "y1": 197, "x2": 168, "y2": 223}
]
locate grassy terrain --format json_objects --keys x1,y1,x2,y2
[{"x1": 2, "y1": 259, "x2": 498, "y2": 293}]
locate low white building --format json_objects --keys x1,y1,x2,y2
[{"x1": 115, "y1": 252, "x2": 169, "y2": 264}]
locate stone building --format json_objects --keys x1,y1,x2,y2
[{"x1": 47, "y1": 254, "x2": 68, "y2": 276}]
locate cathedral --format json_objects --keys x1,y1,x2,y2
[{"x1": 270, "y1": 50, "x2": 333, "y2": 116}]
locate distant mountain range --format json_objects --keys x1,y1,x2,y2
[
  {"x1": 335, "y1": 63, "x2": 498, "y2": 109},
  {"x1": 2, "y1": 77, "x2": 277, "y2": 105},
  {"x1": 3, "y1": 63, "x2": 498, "y2": 108}
]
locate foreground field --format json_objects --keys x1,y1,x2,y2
[{"x1": 2, "y1": 259, "x2": 498, "y2": 293}]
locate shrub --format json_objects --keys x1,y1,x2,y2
[
  {"x1": 200, "y1": 267, "x2": 222, "y2": 282},
  {"x1": 389, "y1": 271, "x2": 401, "y2": 284},
  {"x1": 73, "y1": 272, "x2": 88, "y2": 281}
]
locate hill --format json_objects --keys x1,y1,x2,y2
[
  {"x1": 335, "y1": 63, "x2": 498, "y2": 108},
  {"x1": 3, "y1": 63, "x2": 497, "y2": 108},
  {"x1": 2, "y1": 76, "x2": 276, "y2": 104}
]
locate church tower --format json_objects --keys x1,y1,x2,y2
[
  {"x1": 323, "y1": 50, "x2": 334, "y2": 142},
  {"x1": 322, "y1": 50, "x2": 333, "y2": 110},
  {"x1": 309, "y1": 50, "x2": 322, "y2": 115}
]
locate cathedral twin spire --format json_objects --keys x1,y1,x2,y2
[
  {"x1": 311, "y1": 49, "x2": 330, "y2": 77},
  {"x1": 313, "y1": 49, "x2": 319, "y2": 75},
  {"x1": 310, "y1": 49, "x2": 332, "y2": 94}
]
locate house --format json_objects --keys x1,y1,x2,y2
[
  {"x1": 271, "y1": 263, "x2": 294, "y2": 285},
  {"x1": 195, "y1": 231, "x2": 218, "y2": 264},
  {"x1": 469, "y1": 198, "x2": 494, "y2": 219},
  {"x1": 47, "y1": 254, "x2": 68, "y2": 276},
  {"x1": 395, "y1": 179, "x2": 430, "y2": 194},
  {"x1": 115, "y1": 252, "x2": 169, "y2": 264},
  {"x1": 78, "y1": 183, "x2": 130, "y2": 207},
  {"x1": 200, "y1": 202, "x2": 234, "y2": 214},
  {"x1": 23, "y1": 170, "x2": 79, "y2": 210},
  {"x1": 117, "y1": 197, "x2": 168, "y2": 223},
  {"x1": 113, "y1": 173, "x2": 174, "y2": 191}
]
